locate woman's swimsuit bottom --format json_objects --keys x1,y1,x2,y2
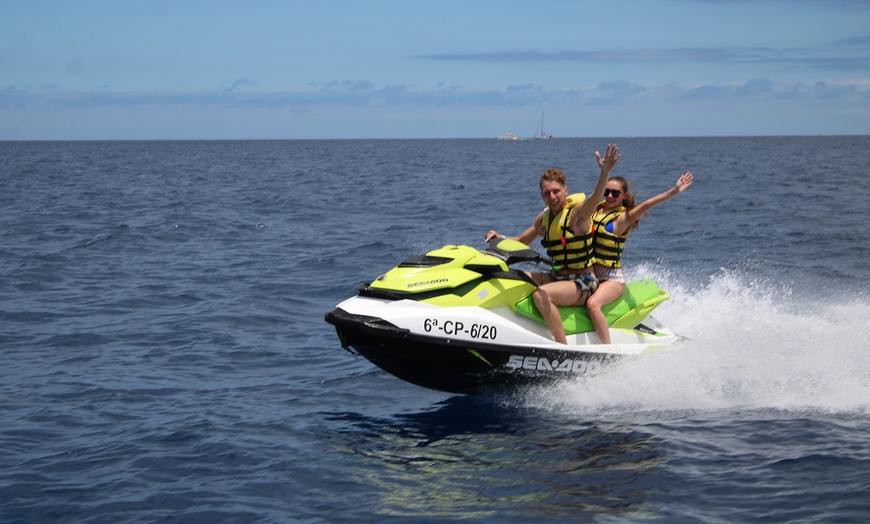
[{"x1": 593, "y1": 264, "x2": 627, "y2": 284}]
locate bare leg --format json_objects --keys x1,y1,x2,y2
[
  {"x1": 585, "y1": 280, "x2": 625, "y2": 344},
  {"x1": 532, "y1": 280, "x2": 583, "y2": 344}
]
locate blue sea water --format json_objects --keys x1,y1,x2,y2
[{"x1": 1, "y1": 137, "x2": 868, "y2": 523}]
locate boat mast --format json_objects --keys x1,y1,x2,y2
[{"x1": 535, "y1": 111, "x2": 552, "y2": 139}]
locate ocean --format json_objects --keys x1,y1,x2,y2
[{"x1": 1, "y1": 137, "x2": 868, "y2": 523}]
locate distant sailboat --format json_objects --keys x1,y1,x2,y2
[{"x1": 534, "y1": 112, "x2": 554, "y2": 140}]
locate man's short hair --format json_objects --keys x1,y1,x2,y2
[{"x1": 540, "y1": 167, "x2": 566, "y2": 188}]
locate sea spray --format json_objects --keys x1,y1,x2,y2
[{"x1": 526, "y1": 266, "x2": 870, "y2": 416}]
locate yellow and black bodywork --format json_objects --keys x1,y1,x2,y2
[
  {"x1": 367, "y1": 242, "x2": 537, "y2": 310},
  {"x1": 365, "y1": 240, "x2": 667, "y2": 336}
]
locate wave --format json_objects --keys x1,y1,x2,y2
[{"x1": 527, "y1": 265, "x2": 870, "y2": 417}]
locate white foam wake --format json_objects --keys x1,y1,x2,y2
[{"x1": 529, "y1": 265, "x2": 870, "y2": 417}]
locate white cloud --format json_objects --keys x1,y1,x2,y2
[
  {"x1": 4, "y1": 78, "x2": 868, "y2": 110},
  {"x1": 2, "y1": 78, "x2": 868, "y2": 139}
]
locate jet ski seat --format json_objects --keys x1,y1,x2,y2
[{"x1": 512, "y1": 279, "x2": 669, "y2": 335}]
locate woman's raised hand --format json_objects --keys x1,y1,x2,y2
[{"x1": 674, "y1": 172, "x2": 693, "y2": 194}]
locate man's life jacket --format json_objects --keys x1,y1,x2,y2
[{"x1": 540, "y1": 193, "x2": 594, "y2": 271}]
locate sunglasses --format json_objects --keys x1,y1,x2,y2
[{"x1": 603, "y1": 188, "x2": 622, "y2": 198}]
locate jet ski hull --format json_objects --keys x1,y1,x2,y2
[{"x1": 325, "y1": 297, "x2": 674, "y2": 395}]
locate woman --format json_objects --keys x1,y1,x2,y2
[{"x1": 585, "y1": 172, "x2": 694, "y2": 344}]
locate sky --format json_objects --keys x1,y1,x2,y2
[{"x1": 2, "y1": 0, "x2": 869, "y2": 139}]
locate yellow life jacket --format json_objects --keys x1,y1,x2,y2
[
  {"x1": 540, "y1": 193, "x2": 594, "y2": 271},
  {"x1": 592, "y1": 204, "x2": 630, "y2": 268}
]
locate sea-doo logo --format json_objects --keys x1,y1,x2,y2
[
  {"x1": 408, "y1": 278, "x2": 448, "y2": 288},
  {"x1": 505, "y1": 355, "x2": 602, "y2": 374}
]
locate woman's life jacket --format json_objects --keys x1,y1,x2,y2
[{"x1": 591, "y1": 204, "x2": 630, "y2": 268}]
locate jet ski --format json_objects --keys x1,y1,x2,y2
[{"x1": 325, "y1": 238, "x2": 677, "y2": 395}]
